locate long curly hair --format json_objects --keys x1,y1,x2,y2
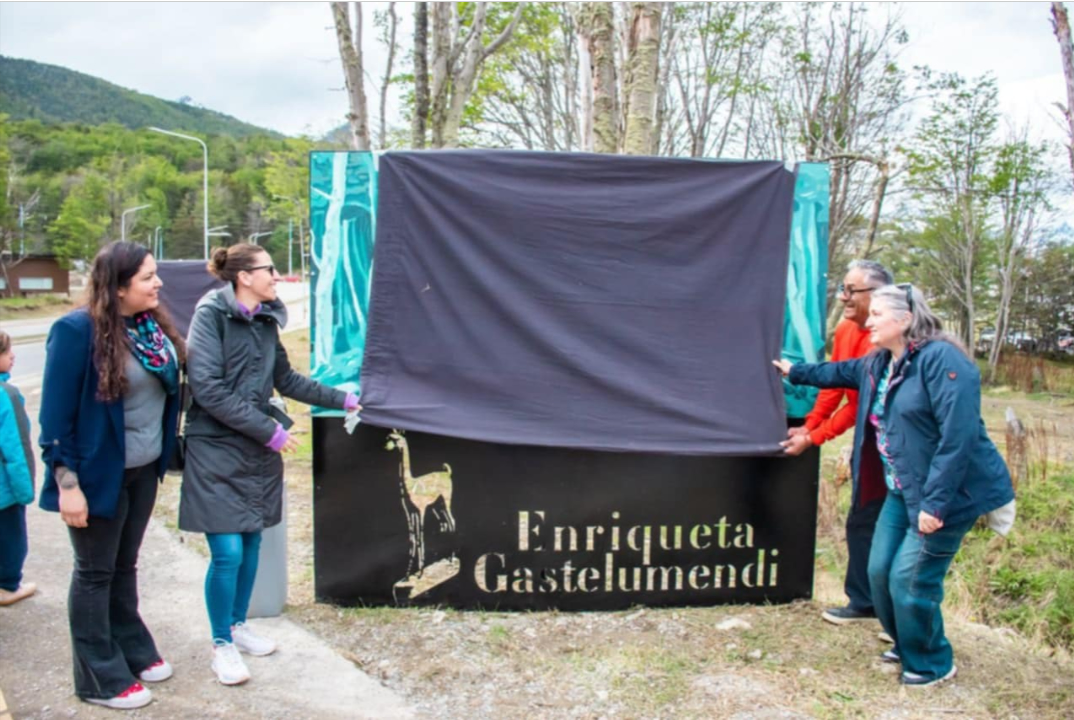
[{"x1": 87, "y1": 241, "x2": 186, "y2": 402}]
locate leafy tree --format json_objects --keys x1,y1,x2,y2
[
  {"x1": 986, "y1": 136, "x2": 1054, "y2": 377},
  {"x1": 1010, "y1": 236, "x2": 1074, "y2": 351},
  {"x1": 48, "y1": 172, "x2": 110, "y2": 266},
  {"x1": 904, "y1": 73, "x2": 1000, "y2": 348}
]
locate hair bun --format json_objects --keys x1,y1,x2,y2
[{"x1": 207, "y1": 247, "x2": 229, "y2": 278}]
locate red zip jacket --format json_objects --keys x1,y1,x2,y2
[{"x1": 803, "y1": 319, "x2": 872, "y2": 446}]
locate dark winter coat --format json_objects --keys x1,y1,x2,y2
[
  {"x1": 178, "y1": 285, "x2": 346, "y2": 533},
  {"x1": 789, "y1": 339, "x2": 1014, "y2": 528}
]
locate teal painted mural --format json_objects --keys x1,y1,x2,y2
[
  {"x1": 309, "y1": 151, "x2": 376, "y2": 413},
  {"x1": 309, "y1": 152, "x2": 828, "y2": 419},
  {"x1": 782, "y1": 163, "x2": 830, "y2": 418}
]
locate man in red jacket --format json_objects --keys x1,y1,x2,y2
[{"x1": 782, "y1": 259, "x2": 893, "y2": 626}]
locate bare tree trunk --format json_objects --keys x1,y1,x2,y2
[
  {"x1": 429, "y1": 2, "x2": 524, "y2": 149},
  {"x1": 862, "y1": 162, "x2": 890, "y2": 257},
  {"x1": 652, "y1": 6, "x2": 677, "y2": 155},
  {"x1": 580, "y1": 2, "x2": 619, "y2": 153},
  {"x1": 824, "y1": 152, "x2": 892, "y2": 258},
  {"x1": 562, "y1": 7, "x2": 580, "y2": 151},
  {"x1": 961, "y1": 197, "x2": 978, "y2": 351},
  {"x1": 429, "y1": 3, "x2": 452, "y2": 148},
  {"x1": 378, "y1": 2, "x2": 398, "y2": 149},
  {"x1": 623, "y1": 3, "x2": 661, "y2": 155},
  {"x1": 577, "y1": 19, "x2": 594, "y2": 152},
  {"x1": 412, "y1": 3, "x2": 429, "y2": 149},
  {"x1": 332, "y1": 2, "x2": 372, "y2": 151},
  {"x1": 1051, "y1": 2, "x2": 1074, "y2": 190}
]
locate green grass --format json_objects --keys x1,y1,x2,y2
[
  {"x1": 0, "y1": 293, "x2": 75, "y2": 319},
  {"x1": 950, "y1": 469, "x2": 1074, "y2": 650}
]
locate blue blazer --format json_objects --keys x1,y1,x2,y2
[
  {"x1": 38, "y1": 309, "x2": 180, "y2": 519},
  {"x1": 789, "y1": 339, "x2": 1014, "y2": 527}
]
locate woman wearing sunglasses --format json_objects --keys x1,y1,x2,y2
[
  {"x1": 774, "y1": 284, "x2": 1014, "y2": 688},
  {"x1": 179, "y1": 243, "x2": 359, "y2": 685}
]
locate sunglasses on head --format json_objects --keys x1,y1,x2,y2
[{"x1": 896, "y1": 283, "x2": 915, "y2": 312}]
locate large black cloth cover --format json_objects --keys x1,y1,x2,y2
[
  {"x1": 156, "y1": 260, "x2": 224, "y2": 337},
  {"x1": 359, "y1": 151, "x2": 796, "y2": 455}
]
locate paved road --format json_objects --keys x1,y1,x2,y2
[
  {"x1": 0, "y1": 316, "x2": 57, "y2": 341},
  {"x1": 3, "y1": 284, "x2": 310, "y2": 394}
]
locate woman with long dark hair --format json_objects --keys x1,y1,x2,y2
[
  {"x1": 179, "y1": 243, "x2": 358, "y2": 685},
  {"x1": 775, "y1": 285, "x2": 1014, "y2": 688},
  {"x1": 39, "y1": 241, "x2": 185, "y2": 710}
]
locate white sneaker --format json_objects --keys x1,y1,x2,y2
[
  {"x1": 85, "y1": 682, "x2": 153, "y2": 709},
  {"x1": 212, "y1": 642, "x2": 251, "y2": 685},
  {"x1": 232, "y1": 622, "x2": 277, "y2": 656},
  {"x1": 138, "y1": 659, "x2": 174, "y2": 683}
]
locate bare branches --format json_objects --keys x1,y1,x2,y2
[
  {"x1": 377, "y1": 2, "x2": 398, "y2": 150},
  {"x1": 1050, "y1": 2, "x2": 1074, "y2": 193},
  {"x1": 331, "y1": 2, "x2": 371, "y2": 151},
  {"x1": 430, "y1": 2, "x2": 527, "y2": 147}
]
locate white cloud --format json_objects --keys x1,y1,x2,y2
[
  {"x1": 0, "y1": 1, "x2": 403, "y2": 137},
  {"x1": 0, "y1": 1, "x2": 1068, "y2": 145}
]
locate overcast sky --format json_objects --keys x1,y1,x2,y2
[{"x1": 0, "y1": 1, "x2": 1067, "y2": 145}]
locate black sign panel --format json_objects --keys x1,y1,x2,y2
[{"x1": 313, "y1": 419, "x2": 819, "y2": 610}]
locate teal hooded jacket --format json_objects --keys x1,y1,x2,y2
[{"x1": 0, "y1": 372, "x2": 35, "y2": 510}]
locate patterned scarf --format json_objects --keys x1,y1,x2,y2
[{"x1": 125, "y1": 312, "x2": 179, "y2": 395}]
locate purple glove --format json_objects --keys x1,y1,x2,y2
[
  {"x1": 344, "y1": 392, "x2": 361, "y2": 411},
  {"x1": 266, "y1": 424, "x2": 289, "y2": 452}
]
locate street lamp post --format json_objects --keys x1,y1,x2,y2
[
  {"x1": 121, "y1": 204, "x2": 151, "y2": 243},
  {"x1": 273, "y1": 194, "x2": 305, "y2": 279},
  {"x1": 249, "y1": 231, "x2": 273, "y2": 246},
  {"x1": 149, "y1": 127, "x2": 209, "y2": 259},
  {"x1": 154, "y1": 226, "x2": 163, "y2": 258}
]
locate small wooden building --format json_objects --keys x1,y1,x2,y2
[{"x1": 0, "y1": 254, "x2": 69, "y2": 299}]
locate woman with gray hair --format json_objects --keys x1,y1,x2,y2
[{"x1": 774, "y1": 284, "x2": 1014, "y2": 687}]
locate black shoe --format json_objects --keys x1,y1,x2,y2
[
  {"x1": 901, "y1": 665, "x2": 957, "y2": 688},
  {"x1": 821, "y1": 606, "x2": 877, "y2": 625}
]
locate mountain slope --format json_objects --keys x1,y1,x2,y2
[{"x1": 0, "y1": 55, "x2": 278, "y2": 137}]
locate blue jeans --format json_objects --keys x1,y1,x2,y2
[
  {"x1": 0, "y1": 503, "x2": 28, "y2": 591},
  {"x1": 867, "y1": 493, "x2": 975, "y2": 681},
  {"x1": 205, "y1": 532, "x2": 262, "y2": 643}
]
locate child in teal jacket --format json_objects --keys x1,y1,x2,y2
[{"x1": 0, "y1": 329, "x2": 36, "y2": 606}]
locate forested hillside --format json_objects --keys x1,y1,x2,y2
[
  {"x1": 0, "y1": 56, "x2": 276, "y2": 138},
  {"x1": 0, "y1": 118, "x2": 326, "y2": 269}
]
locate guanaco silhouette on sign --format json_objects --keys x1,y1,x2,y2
[{"x1": 386, "y1": 430, "x2": 459, "y2": 602}]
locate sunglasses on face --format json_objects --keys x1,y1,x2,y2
[{"x1": 245, "y1": 264, "x2": 278, "y2": 275}]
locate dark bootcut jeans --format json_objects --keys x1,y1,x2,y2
[
  {"x1": 867, "y1": 492, "x2": 976, "y2": 682},
  {"x1": 0, "y1": 503, "x2": 28, "y2": 591},
  {"x1": 844, "y1": 496, "x2": 884, "y2": 613},
  {"x1": 67, "y1": 462, "x2": 163, "y2": 700}
]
